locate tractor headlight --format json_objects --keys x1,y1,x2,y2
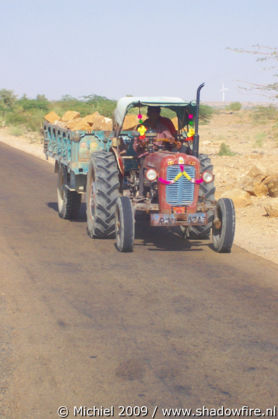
[
  {"x1": 202, "y1": 171, "x2": 214, "y2": 183},
  {"x1": 145, "y1": 168, "x2": 158, "y2": 182}
]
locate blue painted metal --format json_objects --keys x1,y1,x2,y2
[
  {"x1": 120, "y1": 131, "x2": 139, "y2": 171},
  {"x1": 43, "y1": 123, "x2": 114, "y2": 175},
  {"x1": 166, "y1": 165, "x2": 195, "y2": 205}
]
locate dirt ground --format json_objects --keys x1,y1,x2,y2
[
  {"x1": 0, "y1": 110, "x2": 277, "y2": 266},
  {"x1": 200, "y1": 109, "x2": 278, "y2": 265}
]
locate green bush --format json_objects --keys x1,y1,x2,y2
[
  {"x1": 52, "y1": 94, "x2": 116, "y2": 118},
  {"x1": 83, "y1": 95, "x2": 116, "y2": 118},
  {"x1": 5, "y1": 110, "x2": 28, "y2": 125},
  {"x1": 199, "y1": 104, "x2": 214, "y2": 123},
  {"x1": 251, "y1": 105, "x2": 278, "y2": 122},
  {"x1": 9, "y1": 126, "x2": 24, "y2": 136},
  {"x1": 6, "y1": 109, "x2": 44, "y2": 132},
  {"x1": 0, "y1": 89, "x2": 17, "y2": 112},
  {"x1": 226, "y1": 102, "x2": 242, "y2": 111},
  {"x1": 52, "y1": 97, "x2": 92, "y2": 117},
  {"x1": 218, "y1": 143, "x2": 236, "y2": 156},
  {"x1": 2, "y1": 92, "x2": 117, "y2": 132},
  {"x1": 18, "y1": 95, "x2": 49, "y2": 112}
]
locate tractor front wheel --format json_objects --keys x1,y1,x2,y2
[
  {"x1": 188, "y1": 154, "x2": 215, "y2": 239},
  {"x1": 212, "y1": 198, "x2": 235, "y2": 253},
  {"x1": 115, "y1": 196, "x2": 134, "y2": 252}
]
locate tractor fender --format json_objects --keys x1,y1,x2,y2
[{"x1": 111, "y1": 147, "x2": 124, "y2": 176}]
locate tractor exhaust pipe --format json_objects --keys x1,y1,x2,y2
[{"x1": 193, "y1": 82, "x2": 205, "y2": 157}]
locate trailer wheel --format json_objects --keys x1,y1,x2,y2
[
  {"x1": 86, "y1": 152, "x2": 120, "y2": 238},
  {"x1": 212, "y1": 198, "x2": 235, "y2": 253},
  {"x1": 57, "y1": 165, "x2": 81, "y2": 219},
  {"x1": 188, "y1": 154, "x2": 215, "y2": 239},
  {"x1": 115, "y1": 196, "x2": 134, "y2": 252}
]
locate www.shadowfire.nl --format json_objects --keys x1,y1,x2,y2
[{"x1": 161, "y1": 406, "x2": 277, "y2": 417}]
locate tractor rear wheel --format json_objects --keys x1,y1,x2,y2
[
  {"x1": 188, "y1": 154, "x2": 215, "y2": 239},
  {"x1": 212, "y1": 198, "x2": 235, "y2": 253},
  {"x1": 86, "y1": 152, "x2": 120, "y2": 238},
  {"x1": 115, "y1": 196, "x2": 134, "y2": 252},
  {"x1": 57, "y1": 165, "x2": 81, "y2": 219}
]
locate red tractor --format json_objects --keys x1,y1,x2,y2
[{"x1": 85, "y1": 84, "x2": 235, "y2": 252}]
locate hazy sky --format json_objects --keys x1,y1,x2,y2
[{"x1": 0, "y1": 0, "x2": 277, "y2": 102}]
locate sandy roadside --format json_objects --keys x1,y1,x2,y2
[
  {"x1": 0, "y1": 128, "x2": 277, "y2": 266},
  {"x1": 0, "y1": 129, "x2": 54, "y2": 164}
]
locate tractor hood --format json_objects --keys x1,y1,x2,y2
[{"x1": 113, "y1": 96, "x2": 196, "y2": 131}]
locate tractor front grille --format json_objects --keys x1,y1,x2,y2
[{"x1": 166, "y1": 165, "x2": 195, "y2": 206}]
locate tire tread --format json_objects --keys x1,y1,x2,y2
[
  {"x1": 188, "y1": 154, "x2": 215, "y2": 239},
  {"x1": 86, "y1": 151, "x2": 120, "y2": 238}
]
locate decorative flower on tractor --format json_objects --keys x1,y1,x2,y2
[{"x1": 159, "y1": 164, "x2": 204, "y2": 185}]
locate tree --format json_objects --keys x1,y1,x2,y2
[
  {"x1": 35, "y1": 94, "x2": 49, "y2": 111},
  {"x1": 17, "y1": 94, "x2": 49, "y2": 111},
  {"x1": 0, "y1": 89, "x2": 17, "y2": 110},
  {"x1": 61, "y1": 94, "x2": 76, "y2": 102},
  {"x1": 227, "y1": 45, "x2": 278, "y2": 98},
  {"x1": 0, "y1": 89, "x2": 17, "y2": 125}
]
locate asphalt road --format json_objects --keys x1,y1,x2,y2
[{"x1": 1, "y1": 142, "x2": 278, "y2": 419}]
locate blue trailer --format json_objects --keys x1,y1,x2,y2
[{"x1": 43, "y1": 121, "x2": 135, "y2": 235}]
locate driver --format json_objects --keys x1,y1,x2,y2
[
  {"x1": 134, "y1": 107, "x2": 177, "y2": 197},
  {"x1": 144, "y1": 106, "x2": 177, "y2": 140},
  {"x1": 134, "y1": 106, "x2": 177, "y2": 154}
]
